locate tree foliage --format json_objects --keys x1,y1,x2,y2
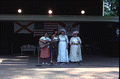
[{"x1": 104, "y1": 0, "x2": 119, "y2": 16}]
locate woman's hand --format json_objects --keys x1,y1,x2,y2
[
  {"x1": 66, "y1": 46, "x2": 68, "y2": 49},
  {"x1": 47, "y1": 39, "x2": 50, "y2": 41},
  {"x1": 66, "y1": 44, "x2": 68, "y2": 49},
  {"x1": 43, "y1": 41, "x2": 46, "y2": 43}
]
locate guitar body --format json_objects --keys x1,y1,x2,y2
[
  {"x1": 39, "y1": 40, "x2": 57, "y2": 48},
  {"x1": 39, "y1": 41, "x2": 50, "y2": 48}
]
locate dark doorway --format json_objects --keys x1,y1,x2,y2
[{"x1": 79, "y1": 22, "x2": 118, "y2": 57}]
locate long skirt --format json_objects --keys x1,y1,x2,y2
[
  {"x1": 40, "y1": 46, "x2": 50, "y2": 58},
  {"x1": 50, "y1": 42, "x2": 58, "y2": 55},
  {"x1": 57, "y1": 42, "x2": 69, "y2": 62},
  {"x1": 69, "y1": 45, "x2": 82, "y2": 62}
]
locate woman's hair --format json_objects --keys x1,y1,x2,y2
[
  {"x1": 42, "y1": 32, "x2": 48, "y2": 36},
  {"x1": 53, "y1": 29, "x2": 58, "y2": 34},
  {"x1": 45, "y1": 32, "x2": 48, "y2": 34}
]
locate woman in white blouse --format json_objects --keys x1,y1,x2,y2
[
  {"x1": 69, "y1": 31, "x2": 82, "y2": 63},
  {"x1": 57, "y1": 29, "x2": 69, "y2": 63},
  {"x1": 39, "y1": 32, "x2": 51, "y2": 65}
]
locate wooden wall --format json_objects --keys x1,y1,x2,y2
[{"x1": 0, "y1": 21, "x2": 119, "y2": 57}]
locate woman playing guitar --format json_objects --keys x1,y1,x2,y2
[{"x1": 39, "y1": 32, "x2": 51, "y2": 65}]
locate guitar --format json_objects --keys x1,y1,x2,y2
[{"x1": 39, "y1": 41, "x2": 54, "y2": 48}]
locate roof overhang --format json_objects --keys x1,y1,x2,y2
[{"x1": 0, "y1": 14, "x2": 119, "y2": 22}]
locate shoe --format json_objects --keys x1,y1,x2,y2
[
  {"x1": 42, "y1": 62, "x2": 44, "y2": 64},
  {"x1": 46, "y1": 62, "x2": 48, "y2": 64}
]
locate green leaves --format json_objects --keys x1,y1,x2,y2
[{"x1": 104, "y1": 0, "x2": 119, "y2": 16}]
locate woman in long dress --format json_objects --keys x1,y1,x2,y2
[
  {"x1": 39, "y1": 32, "x2": 51, "y2": 64},
  {"x1": 57, "y1": 29, "x2": 69, "y2": 63},
  {"x1": 69, "y1": 31, "x2": 82, "y2": 63},
  {"x1": 51, "y1": 29, "x2": 59, "y2": 63},
  {"x1": 51, "y1": 29, "x2": 59, "y2": 55}
]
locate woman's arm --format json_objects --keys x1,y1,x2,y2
[
  {"x1": 39, "y1": 37, "x2": 46, "y2": 43},
  {"x1": 48, "y1": 37, "x2": 51, "y2": 41},
  {"x1": 51, "y1": 35, "x2": 54, "y2": 41},
  {"x1": 66, "y1": 35, "x2": 69, "y2": 44},
  {"x1": 66, "y1": 35, "x2": 69, "y2": 49},
  {"x1": 78, "y1": 37, "x2": 82, "y2": 44},
  {"x1": 70, "y1": 38, "x2": 72, "y2": 45}
]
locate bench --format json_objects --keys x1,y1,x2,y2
[{"x1": 20, "y1": 44, "x2": 36, "y2": 55}]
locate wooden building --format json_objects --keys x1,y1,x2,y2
[{"x1": 0, "y1": 15, "x2": 119, "y2": 57}]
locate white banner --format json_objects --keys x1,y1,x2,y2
[{"x1": 58, "y1": 22, "x2": 80, "y2": 36}]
